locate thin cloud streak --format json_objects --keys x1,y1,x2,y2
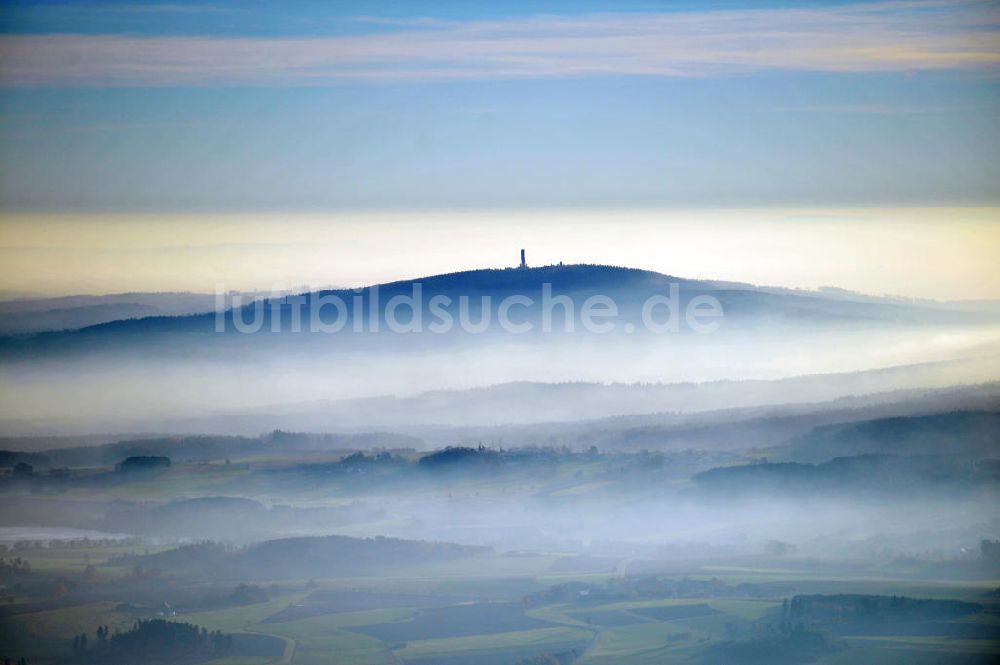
[
  {"x1": 1, "y1": 1, "x2": 998, "y2": 86},
  {"x1": 771, "y1": 102, "x2": 997, "y2": 114}
]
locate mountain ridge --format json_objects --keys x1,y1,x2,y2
[{"x1": 2, "y1": 263, "x2": 993, "y2": 341}]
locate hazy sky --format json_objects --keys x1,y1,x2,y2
[
  {"x1": 1, "y1": 208, "x2": 998, "y2": 300},
  {"x1": 0, "y1": 1, "x2": 998, "y2": 297}
]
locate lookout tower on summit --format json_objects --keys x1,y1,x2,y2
[{"x1": 519, "y1": 249, "x2": 527, "y2": 269}]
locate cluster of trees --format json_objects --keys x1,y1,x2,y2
[
  {"x1": 280, "y1": 445, "x2": 605, "y2": 483},
  {"x1": 71, "y1": 626, "x2": 123, "y2": 655},
  {"x1": 0, "y1": 431, "x2": 422, "y2": 472},
  {"x1": 416, "y1": 444, "x2": 587, "y2": 471},
  {"x1": 332, "y1": 451, "x2": 403, "y2": 474},
  {"x1": 0, "y1": 537, "x2": 143, "y2": 553},
  {"x1": 71, "y1": 627, "x2": 96, "y2": 654},
  {"x1": 0, "y1": 557, "x2": 31, "y2": 582},
  {"x1": 784, "y1": 594, "x2": 982, "y2": 621},
  {"x1": 116, "y1": 456, "x2": 171, "y2": 473},
  {"x1": 693, "y1": 454, "x2": 995, "y2": 496},
  {"x1": 418, "y1": 445, "x2": 502, "y2": 469},
  {"x1": 513, "y1": 649, "x2": 580, "y2": 665},
  {"x1": 70, "y1": 620, "x2": 233, "y2": 663}
]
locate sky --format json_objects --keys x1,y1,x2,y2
[
  {"x1": 2, "y1": 208, "x2": 999, "y2": 300},
  {"x1": 0, "y1": 0, "x2": 998, "y2": 297}
]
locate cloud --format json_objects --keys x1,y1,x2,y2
[
  {"x1": 0, "y1": 1, "x2": 998, "y2": 86},
  {"x1": 772, "y1": 103, "x2": 995, "y2": 114}
]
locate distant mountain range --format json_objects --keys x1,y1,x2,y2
[
  {"x1": 0, "y1": 292, "x2": 223, "y2": 335},
  {"x1": 1, "y1": 264, "x2": 996, "y2": 436},
  {"x1": 1, "y1": 265, "x2": 994, "y2": 341}
]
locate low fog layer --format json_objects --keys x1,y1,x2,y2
[
  {"x1": 1, "y1": 328, "x2": 998, "y2": 434},
  {"x1": 2, "y1": 389, "x2": 997, "y2": 560},
  {"x1": 1, "y1": 264, "x2": 998, "y2": 434}
]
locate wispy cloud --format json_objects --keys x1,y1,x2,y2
[
  {"x1": 1, "y1": 1, "x2": 998, "y2": 86},
  {"x1": 772, "y1": 102, "x2": 998, "y2": 114},
  {"x1": 87, "y1": 3, "x2": 239, "y2": 14}
]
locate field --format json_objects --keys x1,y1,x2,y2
[
  {"x1": 3, "y1": 537, "x2": 998, "y2": 665},
  {"x1": 1, "y1": 424, "x2": 999, "y2": 665}
]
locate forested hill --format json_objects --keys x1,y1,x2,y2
[
  {"x1": 1, "y1": 264, "x2": 987, "y2": 345},
  {"x1": 116, "y1": 534, "x2": 490, "y2": 579}
]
